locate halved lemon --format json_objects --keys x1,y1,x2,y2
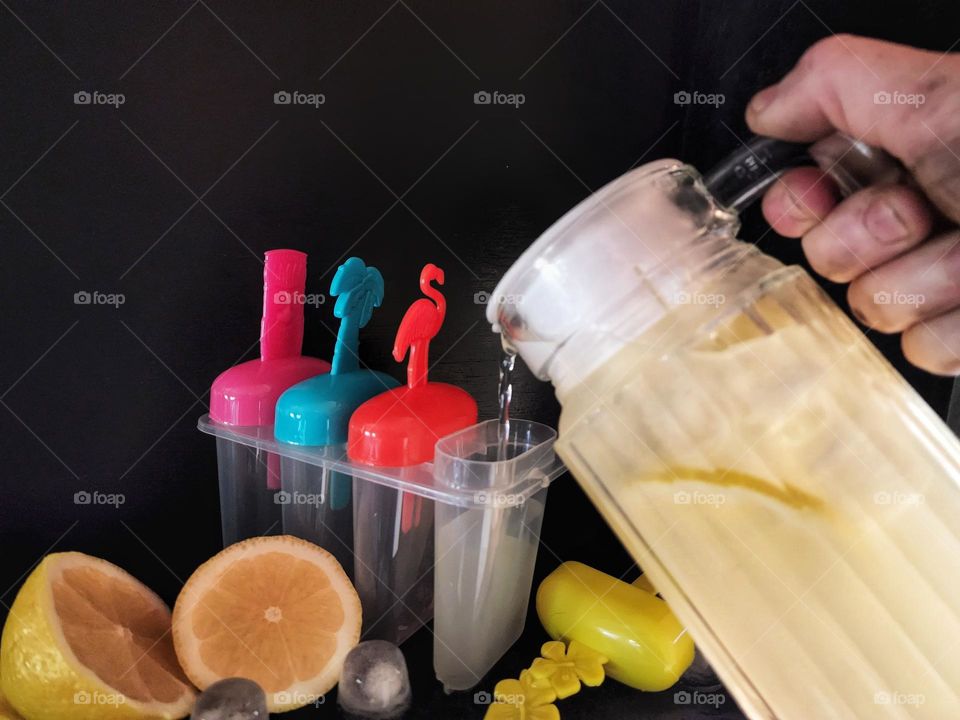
[
  {"x1": 0, "y1": 698, "x2": 21, "y2": 720},
  {"x1": 172, "y1": 535, "x2": 361, "y2": 713},
  {"x1": 0, "y1": 677, "x2": 23, "y2": 720},
  {"x1": 0, "y1": 552, "x2": 196, "y2": 719}
]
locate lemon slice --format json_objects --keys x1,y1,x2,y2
[
  {"x1": 172, "y1": 535, "x2": 361, "y2": 713},
  {"x1": 1, "y1": 552, "x2": 195, "y2": 719}
]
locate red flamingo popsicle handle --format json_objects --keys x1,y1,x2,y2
[{"x1": 393, "y1": 263, "x2": 446, "y2": 389}]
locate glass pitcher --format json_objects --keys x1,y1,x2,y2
[{"x1": 487, "y1": 136, "x2": 960, "y2": 719}]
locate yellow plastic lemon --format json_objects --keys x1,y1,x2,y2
[{"x1": 536, "y1": 561, "x2": 693, "y2": 691}]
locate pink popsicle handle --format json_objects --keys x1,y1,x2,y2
[
  {"x1": 261, "y1": 249, "x2": 307, "y2": 361},
  {"x1": 266, "y1": 452, "x2": 281, "y2": 491}
]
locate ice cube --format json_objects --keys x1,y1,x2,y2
[
  {"x1": 191, "y1": 677, "x2": 268, "y2": 720},
  {"x1": 338, "y1": 640, "x2": 412, "y2": 719}
]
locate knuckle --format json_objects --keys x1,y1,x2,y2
[
  {"x1": 870, "y1": 185, "x2": 932, "y2": 241},
  {"x1": 910, "y1": 73, "x2": 951, "y2": 107},
  {"x1": 800, "y1": 34, "x2": 858, "y2": 72}
]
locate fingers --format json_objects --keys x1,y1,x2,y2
[
  {"x1": 847, "y1": 231, "x2": 960, "y2": 333},
  {"x1": 746, "y1": 35, "x2": 960, "y2": 224},
  {"x1": 745, "y1": 33, "x2": 960, "y2": 374},
  {"x1": 760, "y1": 167, "x2": 840, "y2": 238},
  {"x1": 799, "y1": 184, "x2": 933, "y2": 282},
  {"x1": 746, "y1": 35, "x2": 943, "y2": 154},
  {"x1": 902, "y1": 310, "x2": 960, "y2": 375}
]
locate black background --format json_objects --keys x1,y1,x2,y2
[{"x1": 2, "y1": 2, "x2": 959, "y2": 718}]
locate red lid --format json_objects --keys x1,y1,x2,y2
[{"x1": 348, "y1": 264, "x2": 478, "y2": 466}]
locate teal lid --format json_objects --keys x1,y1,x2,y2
[{"x1": 275, "y1": 258, "x2": 399, "y2": 446}]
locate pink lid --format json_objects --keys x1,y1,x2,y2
[{"x1": 210, "y1": 250, "x2": 330, "y2": 426}]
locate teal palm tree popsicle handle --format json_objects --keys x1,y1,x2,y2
[{"x1": 330, "y1": 258, "x2": 385, "y2": 376}]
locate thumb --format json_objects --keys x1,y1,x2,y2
[{"x1": 746, "y1": 34, "x2": 960, "y2": 223}]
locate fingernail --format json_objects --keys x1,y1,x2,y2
[
  {"x1": 749, "y1": 85, "x2": 779, "y2": 116},
  {"x1": 865, "y1": 197, "x2": 909, "y2": 244}
]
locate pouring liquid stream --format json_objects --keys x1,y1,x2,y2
[{"x1": 497, "y1": 340, "x2": 517, "y2": 462}]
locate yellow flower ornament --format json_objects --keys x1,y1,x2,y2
[
  {"x1": 483, "y1": 640, "x2": 609, "y2": 719},
  {"x1": 530, "y1": 640, "x2": 608, "y2": 699},
  {"x1": 484, "y1": 669, "x2": 559, "y2": 720}
]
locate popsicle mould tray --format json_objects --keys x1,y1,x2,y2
[{"x1": 198, "y1": 416, "x2": 567, "y2": 507}]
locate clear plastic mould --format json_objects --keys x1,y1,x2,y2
[{"x1": 199, "y1": 415, "x2": 565, "y2": 690}]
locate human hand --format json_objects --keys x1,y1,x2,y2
[{"x1": 746, "y1": 34, "x2": 960, "y2": 375}]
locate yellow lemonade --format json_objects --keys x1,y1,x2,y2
[{"x1": 555, "y1": 274, "x2": 960, "y2": 719}]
